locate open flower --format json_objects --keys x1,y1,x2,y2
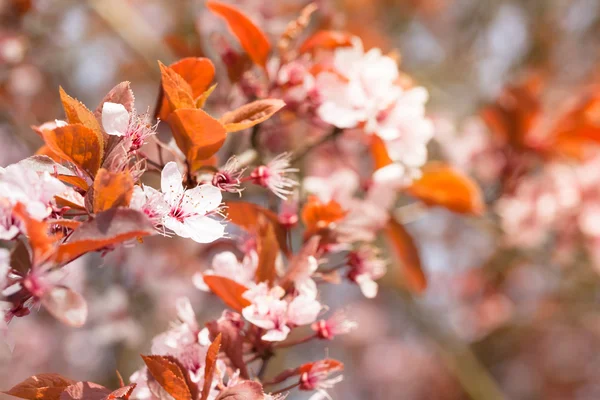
[
  {"x1": 300, "y1": 360, "x2": 344, "y2": 400},
  {"x1": 193, "y1": 250, "x2": 258, "y2": 291},
  {"x1": 161, "y1": 162, "x2": 224, "y2": 243},
  {"x1": 101, "y1": 102, "x2": 157, "y2": 151},
  {"x1": 347, "y1": 246, "x2": 387, "y2": 298},
  {"x1": 130, "y1": 185, "x2": 169, "y2": 229},
  {"x1": 312, "y1": 310, "x2": 358, "y2": 340},
  {"x1": 242, "y1": 283, "x2": 321, "y2": 341},
  {"x1": 250, "y1": 153, "x2": 298, "y2": 200}
]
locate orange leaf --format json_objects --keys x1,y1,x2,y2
[
  {"x1": 369, "y1": 135, "x2": 393, "y2": 170},
  {"x1": 225, "y1": 201, "x2": 289, "y2": 255},
  {"x1": 59, "y1": 87, "x2": 103, "y2": 138},
  {"x1": 298, "y1": 359, "x2": 344, "y2": 375},
  {"x1": 141, "y1": 355, "x2": 193, "y2": 400},
  {"x1": 106, "y1": 384, "x2": 137, "y2": 400},
  {"x1": 55, "y1": 209, "x2": 155, "y2": 264},
  {"x1": 278, "y1": 3, "x2": 318, "y2": 57},
  {"x1": 219, "y1": 99, "x2": 285, "y2": 133},
  {"x1": 3, "y1": 373, "x2": 76, "y2": 400},
  {"x1": 407, "y1": 162, "x2": 485, "y2": 215},
  {"x1": 35, "y1": 144, "x2": 62, "y2": 163},
  {"x1": 92, "y1": 169, "x2": 134, "y2": 212},
  {"x1": 200, "y1": 334, "x2": 222, "y2": 400},
  {"x1": 42, "y1": 124, "x2": 103, "y2": 177},
  {"x1": 158, "y1": 61, "x2": 195, "y2": 118},
  {"x1": 202, "y1": 275, "x2": 251, "y2": 312},
  {"x1": 49, "y1": 219, "x2": 83, "y2": 230},
  {"x1": 255, "y1": 216, "x2": 279, "y2": 285},
  {"x1": 383, "y1": 217, "x2": 426, "y2": 294},
  {"x1": 207, "y1": 0, "x2": 271, "y2": 68},
  {"x1": 12, "y1": 203, "x2": 57, "y2": 266},
  {"x1": 299, "y1": 30, "x2": 354, "y2": 54},
  {"x1": 167, "y1": 108, "x2": 227, "y2": 171},
  {"x1": 301, "y1": 196, "x2": 347, "y2": 234},
  {"x1": 196, "y1": 83, "x2": 218, "y2": 109}
]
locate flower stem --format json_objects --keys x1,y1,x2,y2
[{"x1": 271, "y1": 382, "x2": 300, "y2": 395}]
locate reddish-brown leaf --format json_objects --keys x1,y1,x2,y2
[
  {"x1": 225, "y1": 201, "x2": 289, "y2": 255},
  {"x1": 3, "y1": 374, "x2": 75, "y2": 400},
  {"x1": 254, "y1": 216, "x2": 279, "y2": 285},
  {"x1": 207, "y1": 1, "x2": 271, "y2": 68},
  {"x1": 158, "y1": 61, "x2": 195, "y2": 117},
  {"x1": 200, "y1": 334, "x2": 222, "y2": 400},
  {"x1": 17, "y1": 155, "x2": 89, "y2": 191},
  {"x1": 299, "y1": 30, "x2": 354, "y2": 54},
  {"x1": 142, "y1": 355, "x2": 193, "y2": 400},
  {"x1": 10, "y1": 239, "x2": 31, "y2": 275},
  {"x1": 219, "y1": 99, "x2": 285, "y2": 133},
  {"x1": 383, "y1": 217, "x2": 426, "y2": 294},
  {"x1": 202, "y1": 275, "x2": 251, "y2": 312},
  {"x1": 94, "y1": 81, "x2": 135, "y2": 118},
  {"x1": 214, "y1": 381, "x2": 265, "y2": 400},
  {"x1": 55, "y1": 208, "x2": 155, "y2": 264},
  {"x1": 35, "y1": 144, "x2": 63, "y2": 163},
  {"x1": 41, "y1": 285, "x2": 88, "y2": 327},
  {"x1": 205, "y1": 314, "x2": 248, "y2": 379},
  {"x1": 42, "y1": 124, "x2": 104, "y2": 177},
  {"x1": 59, "y1": 87, "x2": 103, "y2": 137},
  {"x1": 298, "y1": 359, "x2": 344, "y2": 375},
  {"x1": 59, "y1": 382, "x2": 110, "y2": 400},
  {"x1": 406, "y1": 162, "x2": 485, "y2": 216},
  {"x1": 105, "y1": 384, "x2": 137, "y2": 400},
  {"x1": 301, "y1": 196, "x2": 347, "y2": 235},
  {"x1": 49, "y1": 219, "x2": 83, "y2": 230},
  {"x1": 167, "y1": 108, "x2": 227, "y2": 171},
  {"x1": 278, "y1": 3, "x2": 318, "y2": 57},
  {"x1": 12, "y1": 203, "x2": 57, "y2": 266},
  {"x1": 92, "y1": 169, "x2": 134, "y2": 212},
  {"x1": 369, "y1": 135, "x2": 393, "y2": 170}
]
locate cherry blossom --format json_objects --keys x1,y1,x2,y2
[
  {"x1": 242, "y1": 283, "x2": 321, "y2": 341},
  {"x1": 130, "y1": 184, "x2": 168, "y2": 229},
  {"x1": 161, "y1": 162, "x2": 225, "y2": 243},
  {"x1": 211, "y1": 156, "x2": 246, "y2": 195},
  {"x1": 101, "y1": 102, "x2": 157, "y2": 151},
  {"x1": 250, "y1": 153, "x2": 299, "y2": 200},
  {"x1": 346, "y1": 246, "x2": 387, "y2": 298},
  {"x1": 312, "y1": 310, "x2": 358, "y2": 340},
  {"x1": 300, "y1": 360, "x2": 344, "y2": 400},
  {"x1": 194, "y1": 250, "x2": 258, "y2": 291}
]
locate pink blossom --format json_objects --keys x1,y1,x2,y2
[
  {"x1": 211, "y1": 157, "x2": 246, "y2": 195},
  {"x1": 347, "y1": 246, "x2": 387, "y2": 298},
  {"x1": 300, "y1": 360, "x2": 344, "y2": 400},
  {"x1": 250, "y1": 153, "x2": 298, "y2": 200},
  {"x1": 194, "y1": 250, "x2": 258, "y2": 291},
  {"x1": 312, "y1": 310, "x2": 358, "y2": 340},
  {"x1": 130, "y1": 184, "x2": 168, "y2": 228},
  {"x1": 316, "y1": 38, "x2": 401, "y2": 129},
  {"x1": 303, "y1": 168, "x2": 360, "y2": 205},
  {"x1": 161, "y1": 162, "x2": 225, "y2": 243},
  {"x1": 101, "y1": 102, "x2": 157, "y2": 151},
  {"x1": 242, "y1": 283, "x2": 321, "y2": 341},
  {"x1": 0, "y1": 248, "x2": 9, "y2": 290}
]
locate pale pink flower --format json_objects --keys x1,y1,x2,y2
[
  {"x1": 316, "y1": 38, "x2": 401, "y2": 129},
  {"x1": 300, "y1": 360, "x2": 344, "y2": 400},
  {"x1": 250, "y1": 153, "x2": 298, "y2": 200},
  {"x1": 275, "y1": 59, "x2": 317, "y2": 110},
  {"x1": 312, "y1": 310, "x2": 358, "y2": 340},
  {"x1": 303, "y1": 168, "x2": 360, "y2": 205},
  {"x1": 161, "y1": 162, "x2": 225, "y2": 243},
  {"x1": 347, "y1": 246, "x2": 387, "y2": 298},
  {"x1": 0, "y1": 248, "x2": 9, "y2": 289},
  {"x1": 101, "y1": 102, "x2": 157, "y2": 151},
  {"x1": 130, "y1": 184, "x2": 169, "y2": 228},
  {"x1": 0, "y1": 163, "x2": 65, "y2": 220},
  {"x1": 211, "y1": 156, "x2": 246, "y2": 195},
  {"x1": 0, "y1": 199, "x2": 19, "y2": 240},
  {"x1": 193, "y1": 250, "x2": 258, "y2": 291},
  {"x1": 242, "y1": 283, "x2": 321, "y2": 341}
]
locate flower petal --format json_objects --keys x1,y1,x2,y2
[{"x1": 102, "y1": 102, "x2": 129, "y2": 136}]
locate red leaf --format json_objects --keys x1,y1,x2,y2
[
  {"x1": 299, "y1": 30, "x2": 354, "y2": 54},
  {"x1": 167, "y1": 108, "x2": 227, "y2": 171},
  {"x1": 94, "y1": 81, "x2": 135, "y2": 118},
  {"x1": 3, "y1": 373, "x2": 75, "y2": 400},
  {"x1": 219, "y1": 99, "x2": 285, "y2": 133},
  {"x1": 225, "y1": 201, "x2": 289, "y2": 255},
  {"x1": 142, "y1": 355, "x2": 193, "y2": 400},
  {"x1": 203, "y1": 275, "x2": 251, "y2": 312},
  {"x1": 205, "y1": 313, "x2": 248, "y2": 379},
  {"x1": 105, "y1": 384, "x2": 137, "y2": 400},
  {"x1": 301, "y1": 196, "x2": 347, "y2": 235},
  {"x1": 383, "y1": 217, "x2": 426, "y2": 294},
  {"x1": 298, "y1": 359, "x2": 344, "y2": 375},
  {"x1": 12, "y1": 203, "x2": 57, "y2": 266},
  {"x1": 254, "y1": 216, "x2": 279, "y2": 285},
  {"x1": 207, "y1": 1, "x2": 271, "y2": 68},
  {"x1": 59, "y1": 382, "x2": 110, "y2": 400},
  {"x1": 200, "y1": 334, "x2": 222, "y2": 400},
  {"x1": 42, "y1": 124, "x2": 104, "y2": 177},
  {"x1": 92, "y1": 169, "x2": 134, "y2": 213},
  {"x1": 55, "y1": 209, "x2": 155, "y2": 264},
  {"x1": 369, "y1": 135, "x2": 393, "y2": 170},
  {"x1": 41, "y1": 285, "x2": 88, "y2": 327},
  {"x1": 406, "y1": 162, "x2": 485, "y2": 216}
]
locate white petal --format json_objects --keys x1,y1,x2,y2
[
  {"x1": 184, "y1": 216, "x2": 225, "y2": 243},
  {"x1": 161, "y1": 162, "x2": 184, "y2": 205},
  {"x1": 261, "y1": 326, "x2": 290, "y2": 342},
  {"x1": 182, "y1": 184, "x2": 222, "y2": 215},
  {"x1": 163, "y1": 216, "x2": 191, "y2": 238},
  {"x1": 102, "y1": 102, "x2": 129, "y2": 136}
]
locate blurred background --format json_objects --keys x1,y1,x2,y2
[{"x1": 2, "y1": 0, "x2": 600, "y2": 399}]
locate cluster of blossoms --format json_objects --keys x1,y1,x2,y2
[{"x1": 0, "y1": 2, "x2": 486, "y2": 400}]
